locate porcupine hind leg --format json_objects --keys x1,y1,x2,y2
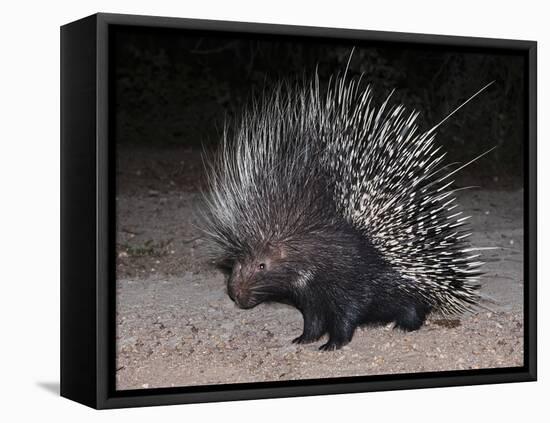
[{"x1": 394, "y1": 302, "x2": 430, "y2": 331}]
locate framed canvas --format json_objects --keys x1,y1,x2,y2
[{"x1": 60, "y1": 12, "x2": 537, "y2": 409}]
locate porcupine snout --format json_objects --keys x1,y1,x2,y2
[{"x1": 227, "y1": 262, "x2": 256, "y2": 309}]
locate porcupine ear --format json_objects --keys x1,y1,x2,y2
[
  {"x1": 274, "y1": 245, "x2": 289, "y2": 262},
  {"x1": 262, "y1": 243, "x2": 287, "y2": 261}
]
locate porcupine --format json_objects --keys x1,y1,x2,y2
[{"x1": 202, "y1": 68, "x2": 492, "y2": 351}]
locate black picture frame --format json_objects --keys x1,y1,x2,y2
[{"x1": 60, "y1": 12, "x2": 537, "y2": 409}]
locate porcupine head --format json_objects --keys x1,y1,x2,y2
[{"x1": 202, "y1": 73, "x2": 487, "y2": 351}]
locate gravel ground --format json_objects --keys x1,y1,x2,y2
[{"x1": 115, "y1": 147, "x2": 524, "y2": 390}]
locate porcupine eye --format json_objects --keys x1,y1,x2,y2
[{"x1": 258, "y1": 263, "x2": 265, "y2": 270}]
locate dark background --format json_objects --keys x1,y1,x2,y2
[{"x1": 112, "y1": 26, "x2": 526, "y2": 188}]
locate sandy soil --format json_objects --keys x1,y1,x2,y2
[{"x1": 115, "y1": 147, "x2": 524, "y2": 390}]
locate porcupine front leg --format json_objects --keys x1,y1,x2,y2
[
  {"x1": 319, "y1": 317, "x2": 356, "y2": 351},
  {"x1": 292, "y1": 309, "x2": 327, "y2": 344}
]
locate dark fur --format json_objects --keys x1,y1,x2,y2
[{"x1": 225, "y1": 219, "x2": 431, "y2": 351}]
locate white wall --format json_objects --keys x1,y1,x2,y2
[{"x1": 1, "y1": 0, "x2": 546, "y2": 421}]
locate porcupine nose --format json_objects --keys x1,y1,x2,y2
[
  {"x1": 227, "y1": 282, "x2": 237, "y2": 302},
  {"x1": 228, "y1": 281, "x2": 248, "y2": 307},
  {"x1": 235, "y1": 290, "x2": 251, "y2": 308}
]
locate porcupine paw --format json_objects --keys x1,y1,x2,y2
[
  {"x1": 292, "y1": 330, "x2": 323, "y2": 344},
  {"x1": 318, "y1": 339, "x2": 344, "y2": 351},
  {"x1": 318, "y1": 333, "x2": 351, "y2": 351},
  {"x1": 292, "y1": 334, "x2": 314, "y2": 344},
  {"x1": 319, "y1": 323, "x2": 354, "y2": 351}
]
